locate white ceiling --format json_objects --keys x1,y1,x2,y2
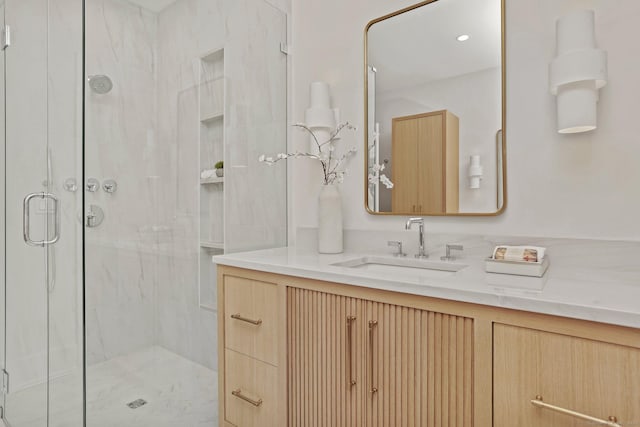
[
  {"x1": 368, "y1": 0, "x2": 501, "y2": 93},
  {"x1": 125, "y1": 0, "x2": 178, "y2": 13}
]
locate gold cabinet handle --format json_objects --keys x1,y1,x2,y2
[
  {"x1": 232, "y1": 389, "x2": 263, "y2": 407},
  {"x1": 347, "y1": 316, "x2": 356, "y2": 387},
  {"x1": 230, "y1": 313, "x2": 262, "y2": 326},
  {"x1": 531, "y1": 395, "x2": 621, "y2": 427},
  {"x1": 368, "y1": 320, "x2": 378, "y2": 394}
]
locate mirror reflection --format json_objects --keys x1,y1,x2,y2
[{"x1": 366, "y1": 0, "x2": 505, "y2": 215}]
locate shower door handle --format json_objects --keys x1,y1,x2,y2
[{"x1": 23, "y1": 192, "x2": 61, "y2": 247}]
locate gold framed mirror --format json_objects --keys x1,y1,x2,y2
[{"x1": 364, "y1": 0, "x2": 506, "y2": 216}]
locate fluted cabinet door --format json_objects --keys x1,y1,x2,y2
[
  {"x1": 287, "y1": 288, "x2": 366, "y2": 427},
  {"x1": 366, "y1": 300, "x2": 474, "y2": 427},
  {"x1": 287, "y1": 287, "x2": 474, "y2": 427}
]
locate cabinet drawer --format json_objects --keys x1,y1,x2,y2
[
  {"x1": 494, "y1": 324, "x2": 640, "y2": 427},
  {"x1": 225, "y1": 349, "x2": 278, "y2": 427},
  {"x1": 224, "y1": 275, "x2": 278, "y2": 365}
]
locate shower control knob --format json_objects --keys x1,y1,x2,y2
[
  {"x1": 103, "y1": 179, "x2": 117, "y2": 194},
  {"x1": 64, "y1": 178, "x2": 78, "y2": 192},
  {"x1": 86, "y1": 178, "x2": 100, "y2": 192}
]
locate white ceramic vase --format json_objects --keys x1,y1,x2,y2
[{"x1": 318, "y1": 184, "x2": 343, "y2": 254}]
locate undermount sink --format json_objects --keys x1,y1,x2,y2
[{"x1": 331, "y1": 256, "x2": 468, "y2": 278}]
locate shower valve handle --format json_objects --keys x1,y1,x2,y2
[{"x1": 85, "y1": 205, "x2": 104, "y2": 228}]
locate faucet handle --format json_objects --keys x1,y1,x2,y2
[
  {"x1": 387, "y1": 241, "x2": 407, "y2": 257},
  {"x1": 441, "y1": 244, "x2": 464, "y2": 261}
]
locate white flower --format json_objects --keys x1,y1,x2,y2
[
  {"x1": 259, "y1": 121, "x2": 357, "y2": 185},
  {"x1": 380, "y1": 174, "x2": 394, "y2": 189},
  {"x1": 368, "y1": 163, "x2": 394, "y2": 189}
]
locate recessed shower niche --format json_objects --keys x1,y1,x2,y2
[{"x1": 199, "y1": 48, "x2": 226, "y2": 310}]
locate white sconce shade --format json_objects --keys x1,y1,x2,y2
[
  {"x1": 305, "y1": 82, "x2": 336, "y2": 148},
  {"x1": 550, "y1": 10, "x2": 607, "y2": 134},
  {"x1": 468, "y1": 155, "x2": 483, "y2": 189}
]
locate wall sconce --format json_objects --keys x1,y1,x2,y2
[
  {"x1": 550, "y1": 10, "x2": 607, "y2": 134},
  {"x1": 305, "y1": 82, "x2": 338, "y2": 148},
  {"x1": 468, "y1": 155, "x2": 483, "y2": 189}
]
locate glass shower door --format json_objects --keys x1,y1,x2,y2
[
  {"x1": 1, "y1": 0, "x2": 84, "y2": 426},
  {"x1": 3, "y1": 0, "x2": 51, "y2": 423}
]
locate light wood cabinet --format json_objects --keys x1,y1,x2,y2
[
  {"x1": 225, "y1": 349, "x2": 279, "y2": 427},
  {"x1": 391, "y1": 110, "x2": 459, "y2": 214},
  {"x1": 217, "y1": 265, "x2": 640, "y2": 427},
  {"x1": 494, "y1": 324, "x2": 640, "y2": 427},
  {"x1": 287, "y1": 288, "x2": 366, "y2": 426},
  {"x1": 218, "y1": 272, "x2": 287, "y2": 427},
  {"x1": 287, "y1": 287, "x2": 474, "y2": 427},
  {"x1": 224, "y1": 275, "x2": 279, "y2": 365}
]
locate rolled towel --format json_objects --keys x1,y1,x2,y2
[
  {"x1": 492, "y1": 245, "x2": 546, "y2": 263},
  {"x1": 201, "y1": 169, "x2": 216, "y2": 179}
]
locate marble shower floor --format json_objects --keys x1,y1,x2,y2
[{"x1": 4, "y1": 346, "x2": 218, "y2": 427}]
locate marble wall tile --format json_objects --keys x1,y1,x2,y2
[
  {"x1": 85, "y1": 0, "x2": 158, "y2": 241},
  {"x1": 84, "y1": 0, "x2": 288, "y2": 374},
  {"x1": 85, "y1": 0, "x2": 159, "y2": 365},
  {"x1": 154, "y1": 0, "x2": 288, "y2": 371}
]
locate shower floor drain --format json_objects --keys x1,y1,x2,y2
[{"x1": 127, "y1": 399, "x2": 148, "y2": 409}]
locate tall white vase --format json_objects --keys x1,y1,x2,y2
[{"x1": 318, "y1": 184, "x2": 343, "y2": 254}]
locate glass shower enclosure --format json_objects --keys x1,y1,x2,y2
[
  {"x1": 0, "y1": 0, "x2": 287, "y2": 426},
  {"x1": 1, "y1": 0, "x2": 84, "y2": 425}
]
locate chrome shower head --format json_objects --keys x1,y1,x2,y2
[{"x1": 88, "y1": 75, "x2": 113, "y2": 94}]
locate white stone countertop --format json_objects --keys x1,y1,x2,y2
[{"x1": 213, "y1": 234, "x2": 640, "y2": 329}]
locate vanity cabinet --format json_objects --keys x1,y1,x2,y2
[
  {"x1": 217, "y1": 265, "x2": 640, "y2": 427},
  {"x1": 494, "y1": 324, "x2": 640, "y2": 427},
  {"x1": 391, "y1": 110, "x2": 459, "y2": 214}
]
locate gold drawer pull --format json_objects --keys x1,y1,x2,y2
[
  {"x1": 347, "y1": 316, "x2": 356, "y2": 387},
  {"x1": 232, "y1": 389, "x2": 263, "y2": 407},
  {"x1": 368, "y1": 320, "x2": 378, "y2": 394},
  {"x1": 230, "y1": 313, "x2": 263, "y2": 326},
  {"x1": 531, "y1": 395, "x2": 621, "y2": 427}
]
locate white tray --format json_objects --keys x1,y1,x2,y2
[{"x1": 485, "y1": 256, "x2": 549, "y2": 278}]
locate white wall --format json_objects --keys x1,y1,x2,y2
[{"x1": 291, "y1": 0, "x2": 640, "y2": 241}]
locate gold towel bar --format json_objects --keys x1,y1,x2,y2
[{"x1": 531, "y1": 395, "x2": 621, "y2": 427}]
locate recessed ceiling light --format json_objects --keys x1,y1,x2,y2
[{"x1": 457, "y1": 34, "x2": 470, "y2": 42}]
